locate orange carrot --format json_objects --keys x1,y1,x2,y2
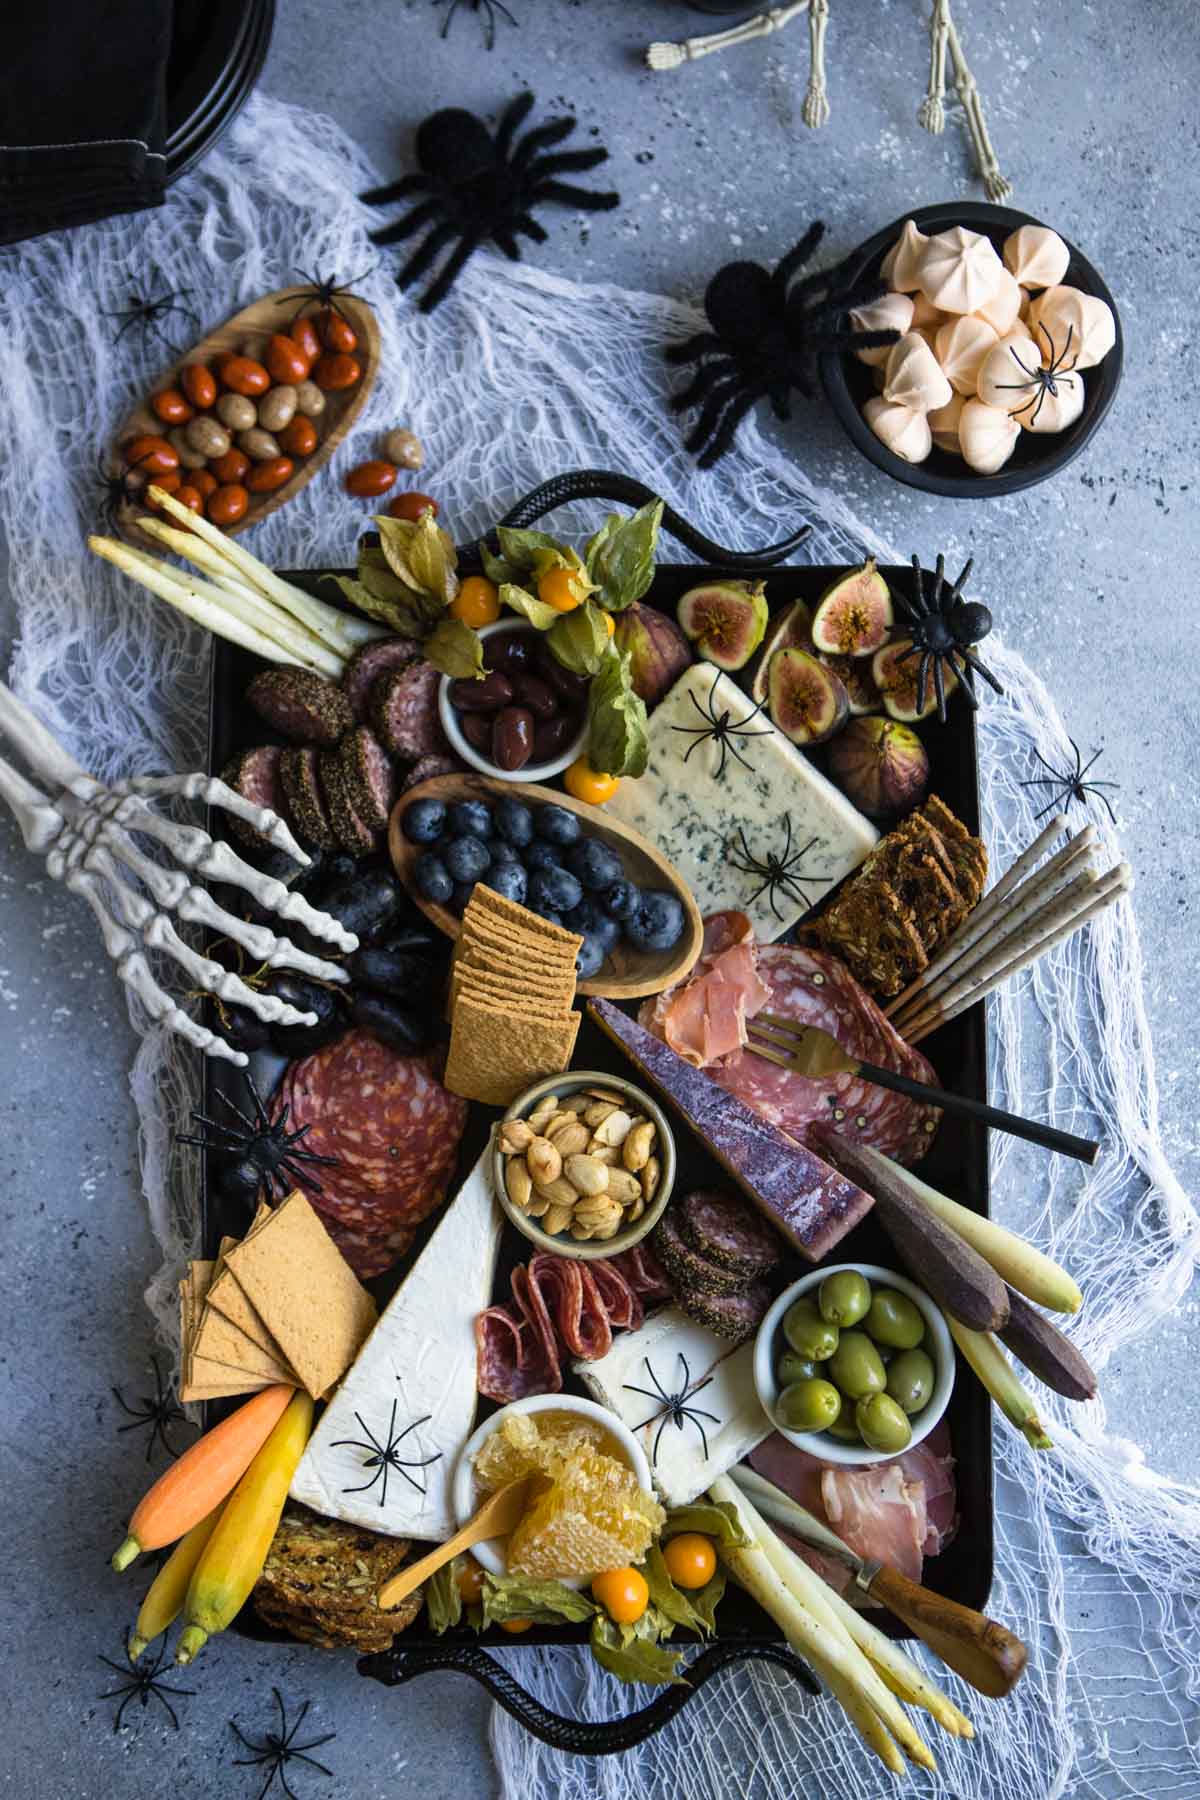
[{"x1": 111, "y1": 1384, "x2": 292, "y2": 1571}]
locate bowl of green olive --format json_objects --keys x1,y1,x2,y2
[{"x1": 753, "y1": 1263, "x2": 955, "y2": 1464}]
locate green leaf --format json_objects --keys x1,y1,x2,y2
[
  {"x1": 589, "y1": 1615, "x2": 687, "y2": 1687},
  {"x1": 481, "y1": 1574, "x2": 599, "y2": 1629},
  {"x1": 331, "y1": 573, "x2": 434, "y2": 639},
  {"x1": 586, "y1": 646, "x2": 649, "y2": 778},
  {"x1": 480, "y1": 543, "x2": 515, "y2": 586},
  {"x1": 424, "y1": 616, "x2": 489, "y2": 680},
  {"x1": 662, "y1": 1500, "x2": 749, "y2": 1551},
  {"x1": 684, "y1": 1571, "x2": 727, "y2": 1635},
  {"x1": 424, "y1": 1562, "x2": 464, "y2": 1634},
  {"x1": 547, "y1": 601, "x2": 610, "y2": 676},
  {"x1": 376, "y1": 513, "x2": 459, "y2": 603},
  {"x1": 585, "y1": 500, "x2": 663, "y2": 613},
  {"x1": 496, "y1": 526, "x2": 569, "y2": 572},
  {"x1": 640, "y1": 1545, "x2": 706, "y2": 1635},
  {"x1": 355, "y1": 546, "x2": 413, "y2": 603},
  {"x1": 501, "y1": 582, "x2": 560, "y2": 632}
]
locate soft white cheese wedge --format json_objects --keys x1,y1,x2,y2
[
  {"x1": 606, "y1": 664, "x2": 878, "y2": 941},
  {"x1": 575, "y1": 1305, "x2": 771, "y2": 1506},
  {"x1": 290, "y1": 1149, "x2": 500, "y2": 1541}
]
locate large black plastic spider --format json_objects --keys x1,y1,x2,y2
[
  {"x1": 332, "y1": 1398, "x2": 442, "y2": 1507},
  {"x1": 624, "y1": 1354, "x2": 720, "y2": 1467},
  {"x1": 229, "y1": 1689, "x2": 336, "y2": 1800},
  {"x1": 96, "y1": 1643, "x2": 195, "y2": 1732},
  {"x1": 176, "y1": 1069, "x2": 339, "y2": 1203},
  {"x1": 728, "y1": 816, "x2": 822, "y2": 922},
  {"x1": 280, "y1": 268, "x2": 374, "y2": 328},
  {"x1": 360, "y1": 94, "x2": 620, "y2": 312},
  {"x1": 666, "y1": 221, "x2": 901, "y2": 467},
  {"x1": 436, "y1": 0, "x2": 517, "y2": 50},
  {"x1": 990, "y1": 321, "x2": 1081, "y2": 427},
  {"x1": 669, "y1": 670, "x2": 774, "y2": 779},
  {"x1": 1019, "y1": 738, "x2": 1120, "y2": 825},
  {"x1": 893, "y1": 552, "x2": 1004, "y2": 723},
  {"x1": 101, "y1": 287, "x2": 199, "y2": 352},
  {"x1": 95, "y1": 449, "x2": 157, "y2": 533},
  {"x1": 111, "y1": 1357, "x2": 188, "y2": 1462}
]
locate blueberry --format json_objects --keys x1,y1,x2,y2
[
  {"x1": 576, "y1": 934, "x2": 608, "y2": 979},
  {"x1": 487, "y1": 838, "x2": 522, "y2": 867},
  {"x1": 402, "y1": 798, "x2": 447, "y2": 845},
  {"x1": 449, "y1": 799, "x2": 492, "y2": 839},
  {"x1": 625, "y1": 889, "x2": 686, "y2": 952},
  {"x1": 602, "y1": 878, "x2": 642, "y2": 921},
  {"x1": 444, "y1": 835, "x2": 491, "y2": 883},
  {"x1": 494, "y1": 797, "x2": 534, "y2": 847},
  {"x1": 529, "y1": 866, "x2": 583, "y2": 916},
  {"x1": 524, "y1": 840, "x2": 564, "y2": 873},
  {"x1": 537, "y1": 910, "x2": 564, "y2": 929},
  {"x1": 535, "y1": 803, "x2": 581, "y2": 847},
  {"x1": 566, "y1": 836, "x2": 624, "y2": 892},
  {"x1": 563, "y1": 899, "x2": 621, "y2": 952},
  {"x1": 414, "y1": 852, "x2": 454, "y2": 905},
  {"x1": 486, "y1": 861, "x2": 528, "y2": 905}
]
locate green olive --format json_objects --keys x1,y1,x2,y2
[
  {"x1": 777, "y1": 1351, "x2": 818, "y2": 1387},
  {"x1": 777, "y1": 1378, "x2": 842, "y2": 1433},
  {"x1": 818, "y1": 1269, "x2": 872, "y2": 1327},
  {"x1": 856, "y1": 1393, "x2": 913, "y2": 1453},
  {"x1": 828, "y1": 1329, "x2": 887, "y2": 1400},
  {"x1": 826, "y1": 1411, "x2": 863, "y2": 1443},
  {"x1": 866, "y1": 1289, "x2": 926, "y2": 1350},
  {"x1": 782, "y1": 1299, "x2": 839, "y2": 1362},
  {"x1": 886, "y1": 1348, "x2": 936, "y2": 1415}
]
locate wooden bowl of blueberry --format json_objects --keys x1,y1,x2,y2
[{"x1": 388, "y1": 774, "x2": 703, "y2": 999}]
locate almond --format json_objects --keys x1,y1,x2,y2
[
  {"x1": 531, "y1": 1173, "x2": 577, "y2": 1208},
  {"x1": 499, "y1": 1118, "x2": 534, "y2": 1155},
  {"x1": 605, "y1": 1167, "x2": 642, "y2": 1206},
  {"x1": 564, "y1": 1153, "x2": 610, "y2": 1196},
  {"x1": 505, "y1": 1157, "x2": 533, "y2": 1209},
  {"x1": 548, "y1": 1120, "x2": 589, "y2": 1159},
  {"x1": 640, "y1": 1156, "x2": 661, "y2": 1202},
  {"x1": 526, "y1": 1136, "x2": 562, "y2": 1186},
  {"x1": 591, "y1": 1109, "x2": 633, "y2": 1149},
  {"x1": 542, "y1": 1203, "x2": 574, "y2": 1235},
  {"x1": 622, "y1": 1119, "x2": 655, "y2": 1171}
]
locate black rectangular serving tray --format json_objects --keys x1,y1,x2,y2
[{"x1": 204, "y1": 563, "x2": 993, "y2": 1656}]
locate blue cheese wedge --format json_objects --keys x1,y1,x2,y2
[
  {"x1": 607, "y1": 664, "x2": 878, "y2": 941},
  {"x1": 290, "y1": 1150, "x2": 500, "y2": 1540},
  {"x1": 575, "y1": 1306, "x2": 770, "y2": 1506}
]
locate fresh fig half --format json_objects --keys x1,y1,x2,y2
[
  {"x1": 678, "y1": 580, "x2": 769, "y2": 671},
  {"x1": 872, "y1": 638, "x2": 958, "y2": 722},
  {"x1": 810, "y1": 559, "x2": 893, "y2": 658},
  {"x1": 827, "y1": 715, "x2": 930, "y2": 817},
  {"x1": 748, "y1": 597, "x2": 813, "y2": 702},
  {"x1": 766, "y1": 647, "x2": 850, "y2": 745},
  {"x1": 816, "y1": 651, "x2": 882, "y2": 716}
]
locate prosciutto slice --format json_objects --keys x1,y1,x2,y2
[
  {"x1": 641, "y1": 911, "x2": 770, "y2": 1067},
  {"x1": 477, "y1": 1250, "x2": 658, "y2": 1402}
]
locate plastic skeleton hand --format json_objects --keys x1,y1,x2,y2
[{"x1": 0, "y1": 680, "x2": 357, "y2": 1067}]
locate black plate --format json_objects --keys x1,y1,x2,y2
[
  {"x1": 165, "y1": 0, "x2": 274, "y2": 184},
  {"x1": 203, "y1": 564, "x2": 992, "y2": 1654}
]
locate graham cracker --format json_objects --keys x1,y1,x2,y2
[
  {"x1": 450, "y1": 965, "x2": 579, "y2": 1021},
  {"x1": 444, "y1": 994, "x2": 580, "y2": 1105},
  {"x1": 461, "y1": 910, "x2": 578, "y2": 976},
  {"x1": 468, "y1": 885, "x2": 583, "y2": 955},
  {"x1": 456, "y1": 933, "x2": 577, "y2": 994},
  {"x1": 193, "y1": 1299, "x2": 294, "y2": 1386},
  {"x1": 205, "y1": 1265, "x2": 299, "y2": 1380}
]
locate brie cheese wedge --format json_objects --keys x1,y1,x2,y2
[{"x1": 290, "y1": 1150, "x2": 500, "y2": 1540}]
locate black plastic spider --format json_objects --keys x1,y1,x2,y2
[
  {"x1": 728, "y1": 815, "x2": 822, "y2": 922},
  {"x1": 666, "y1": 221, "x2": 901, "y2": 467},
  {"x1": 229, "y1": 1689, "x2": 336, "y2": 1800},
  {"x1": 990, "y1": 321, "x2": 1081, "y2": 427},
  {"x1": 95, "y1": 447, "x2": 162, "y2": 532},
  {"x1": 281, "y1": 268, "x2": 374, "y2": 328},
  {"x1": 1019, "y1": 737, "x2": 1120, "y2": 825},
  {"x1": 111, "y1": 1356, "x2": 188, "y2": 1462},
  {"x1": 436, "y1": 0, "x2": 517, "y2": 50},
  {"x1": 892, "y1": 552, "x2": 1004, "y2": 723},
  {"x1": 623, "y1": 1354, "x2": 721, "y2": 1467},
  {"x1": 332, "y1": 1399, "x2": 442, "y2": 1507},
  {"x1": 101, "y1": 287, "x2": 199, "y2": 352},
  {"x1": 176, "y1": 1069, "x2": 340, "y2": 1203},
  {"x1": 669, "y1": 670, "x2": 774, "y2": 779},
  {"x1": 360, "y1": 94, "x2": 620, "y2": 312},
  {"x1": 96, "y1": 1643, "x2": 195, "y2": 1733}
]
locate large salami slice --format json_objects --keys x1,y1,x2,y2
[
  {"x1": 477, "y1": 1251, "x2": 644, "y2": 1403},
  {"x1": 220, "y1": 747, "x2": 286, "y2": 852},
  {"x1": 371, "y1": 661, "x2": 448, "y2": 763},
  {"x1": 246, "y1": 667, "x2": 354, "y2": 746},
  {"x1": 341, "y1": 636, "x2": 421, "y2": 722}
]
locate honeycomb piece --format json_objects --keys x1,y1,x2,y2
[
  {"x1": 475, "y1": 1411, "x2": 606, "y2": 1493},
  {"x1": 506, "y1": 1446, "x2": 664, "y2": 1580}
]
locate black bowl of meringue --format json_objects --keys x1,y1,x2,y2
[{"x1": 819, "y1": 201, "x2": 1123, "y2": 498}]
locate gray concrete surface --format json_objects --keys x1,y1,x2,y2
[{"x1": 1, "y1": 0, "x2": 1198, "y2": 1794}]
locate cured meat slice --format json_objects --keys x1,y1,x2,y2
[
  {"x1": 532, "y1": 1255, "x2": 613, "y2": 1362},
  {"x1": 341, "y1": 636, "x2": 422, "y2": 722},
  {"x1": 641, "y1": 911, "x2": 770, "y2": 1067},
  {"x1": 279, "y1": 746, "x2": 337, "y2": 850},
  {"x1": 677, "y1": 1279, "x2": 772, "y2": 1343},
  {"x1": 678, "y1": 1188, "x2": 781, "y2": 1278},
  {"x1": 476, "y1": 1301, "x2": 559, "y2": 1402},
  {"x1": 371, "y1": 661, "x2": 448, "y2": 763},
  {"x1": 220, "y1": 747, "x2": 286, "y2": 851},
  {"x1": 339, "y1": 726, "x2": 396, "y2": 832},
  {"x1": 246, "y1": 667, "x2": 354, "y2": 746},
  {"x1": 318, "y1": 750, "x2": 378, "y2": 856},
  {"x1": 476, "y1": 1251, "x2": 655, "y2": 1403},
  {"x1": 821, "y1": 1463, "x2": 927, "y2": 1584},
  {"x1": 586, "y1": 1260, "x2": 643, "y2": 1332},
  {"x1": 651, "y1": 1207, "x2": 747, "y2": 1299},
  {"x1": 609, "y1": 1244, "x2": 674, "y2": 1303},
  {"x1": 401, "y1": 753, "x2": 467, "y2": 792}
]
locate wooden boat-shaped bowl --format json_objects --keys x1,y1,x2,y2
[
  {"x1": 113, "y1": 283, "x2": 380, "y2": 545},
  {"x1": 388, "y1": 774, "x2": 703, "y2": 1000}
]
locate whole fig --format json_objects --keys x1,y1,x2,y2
[
  {"x1": 827, "y1": 716, "x2": 930, "y2": 817},
  {"x1": 612, "y1": 602, "x2": 693, "y2": 707}
]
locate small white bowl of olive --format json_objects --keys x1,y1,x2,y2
[{"x1": 753, "y1": 1263, "x2": 955, "y2": 1465}]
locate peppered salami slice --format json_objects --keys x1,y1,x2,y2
[
  {"x1": 401, "y1": 753, "x2": 466, "y2": 792},
  {"x1": 341, "y1": 636, "x2": 422, "y2": 722},
  {"x1": 219, "y1": 747, "x2": 286, "y2": 851},
  {"x1": 651, "y1": 1206, "x2": 749, "y2": 1299},
  {"x1": 339, "y1": 726, "x2": 396, "y2": 832},
  {"x1": 318, "y1": 750, "x2": 378, "y2": 856},
  {"x1": 279, "y1": 746, "x2": 337, "y2": 850},
  {"x1": 371, "y1": 661, "x2": 448, "y2": 763},
  {"x1": 679, "y1": 1278, "x2": 773, "y2": 1344},
  {"x1": 678, "y1": 1188, "x2": 782, "y2": 1278},
  {"x1": 246, "y1": 667, "x2": 355, "y2": 747}
]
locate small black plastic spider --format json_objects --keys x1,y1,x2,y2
[
  {"x1": 892, "y1": 552, "x2": 1004, "y2": 723},
  {"x1": 332, "y1": 1399, "x2": 442, "y2": 1507},
  {"x1": 666, "y1": 221, "x2": 901, "y2": 467},
  {"x1": 990, "y1": 321, "x2": 1081, "y2": 427},
  {"x1": 95, "y1": 447, "x2": 162, "y2": 533},
  {"x1": 436, "y1": 0, "x2": 517, "y2": 50},
  {"x1": 101, "y1": 287, "x2": 199, "y2": 352},
  {"x1": 177, "y1": 1069, "x2": 339, "y2": 1203},
  {"x1": 669, "y1": 670, "x2": 774, "y2": 779},
  {"x1": 1019, "y1": 737, "x2": 1120, "y2": 825},
  {"x1": 111, "y1": 1356, "x2": 188, "y2": 1462},
  {"x1": 728, "y1": 815, "x2": 822, "y2": 922},
  {"x1": 96, "y1": 1643, "x2": 195, "y2": 1733},
  {"x1": 361, "y1": 93, "x2": 620, "y2": 312},
  {"x1": 281, "y1": 267, "x2": 374, "y2": 328},
  {"x1": 624, "y1": 1354, "x2": 721, "y2": 1467},
  {"x1": 229, "y1": 1689, "x2": 336, "y2": 1800}
]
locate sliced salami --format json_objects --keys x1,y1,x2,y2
[
  {"x1": 651, "y1": 1206, "x2": 748, "y2": 1299},
  {"x1": 246, "y1": 667, "x2": 354, "y2": 747},
  {"x1": 401, "y1": 753, "x2": 467, "y2": 792},
  {"x1": 608, "y1": 1244, "x2": 674, "y2": 1303},
  {"x1": 339, "y1": 726, "x2": 396, "y2": 832},
  {"x1": 220, "y1": 747, "x2": 286, "y2": 851},
  {"x1": 371, "y1": 661, "x2": 448, "y2": 763},
  {"x1": 476, "y1": 1250, "x2": 646, "y2": 1403},
  {"x1": 279, "y1": 746, "x2": 337, "y2": 850},
  {"x1": 318, "y1": 750, "x2": 378, "y2": 857},
  {"x1": 678, "y1": 1188, "x2": 781, "y2": 1278},
  {"x1": 678, "y1": 1278, "x2": 773, "y2": 1344},
  {"x1": 341, "y1": 636, "x2": 422, "y2": 722}
]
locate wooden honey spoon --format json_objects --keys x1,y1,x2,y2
[{"x1": 377, "y1": 1476, "x2": 533, "y2": 1611}]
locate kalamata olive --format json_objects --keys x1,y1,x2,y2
[
  {"x1": 819, "y1": 1270, "x2": 872, "y2": 1327},
  {"x1": 291, "y1": 316, "x2": 322, "y2": 364},
  {"x1": 208, "y1": 484, "x2": 249, "y2": 526},
  {"x1": 388, "y1": 491, "x2": 437, "y2": 520},
  {"x1": 219, "y1": 354, "x2": 271, "y2": 397},
  {"x1": 450, "y1": 671, "x2": 513, "y2": 712},
  {"x1": 319, "y1": 307, "x2": 358, "y2": 353},
  {"x1": 294, "y1": 379, "x2": 326, "y2": 418},
  {"x1": 191, "y1": 468, "x2": 218, "y2": 501},
  {"x1": 345, "y1": 459, "x2": 398, "y2": 498},
  {"x1": 246, "y1": 456, "x2": 295, "y2": 494},
  {"x1": 210, "y1": 447, "x2": 250, "y2": 484},
  {"x1": 531, "y1": 715, "x2": 576, "y2": 762},
  {"x1": 510, "y1": 672, "x2": 559, "y2": 719},
  {"x1": 312, "y1": 352, "x2": 361, "y2": 391},
  {"x1": 174, "y1": 484, "x2": 204, "y2": 514},
  {"x1": 180, "y1": 364, "x2": 217, "y2": 409},
  {"x1": 184, "y1": 416, "x2": 232, "y2": 459},
  {"x1": 267, "y1": 972, "x2": 346, "y2": 1054},
  {"x1": 383, "y1": 427, "x2": 424, "y2": 470},
  {"x1": 217, "y1": 392, "x2": 257, "y2": 432},
  {"x1": 265, "y1": 334, "x2": 311, "y2": 385},
  {"x1": 125, "y1": 433, "x2": 179, "y2": 476},
  {"x1": 238, "y1": 427, "x2": 282, "y2": 462},
  {"x1": 166, "y1": 426, "x2": 207, "y2": 470},
  {"x1": 351, "y1": 990, "x2": 434, "y2": 1053},
  {"x1": 151, "y1": 389, "x2": 193, "y2": 426},
  {"x1": 278, "y1": 415, "x2": 318, "y2": 457},
  {"x1": 459, "y1": 712, "x2": 492, "y2": 753},
  {"x1": 489, "y1": 632, "x2": 534, "y2": 674},
  {"x1": 258, "y1": 385, "x2": 298, "y2": 434},
  {"x1": 492, "y1": 706, "x2": 534, "y2": 771},
  {"x1": 535, "y1": 639, "x2": 590, "y2": 700}
]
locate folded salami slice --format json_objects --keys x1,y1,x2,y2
[{"x1": 476, "y1": 1250, "x2": 646, "y2": 1403}]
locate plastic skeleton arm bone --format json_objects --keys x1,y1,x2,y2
[
  {"x1": 802, "y1": 0, "x2": 831, "y2": 128},
  {"x1": 645, "y1": 2, "x2": 809, "y2": 71},
  {"x1": 919, "y1": 0, "x2": 950, "y2": 132}
]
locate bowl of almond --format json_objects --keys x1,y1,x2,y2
[{"x1": 492, "y1": 1071, "x2": 676, "y2": 1261}]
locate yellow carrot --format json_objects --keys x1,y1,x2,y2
[
  {"x1": 128, "y1": 1500, "x2": 227, "y2": 1660},
  {"x1": 176, "y1": 1390, "x2": 313, "y2": 1665}
]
